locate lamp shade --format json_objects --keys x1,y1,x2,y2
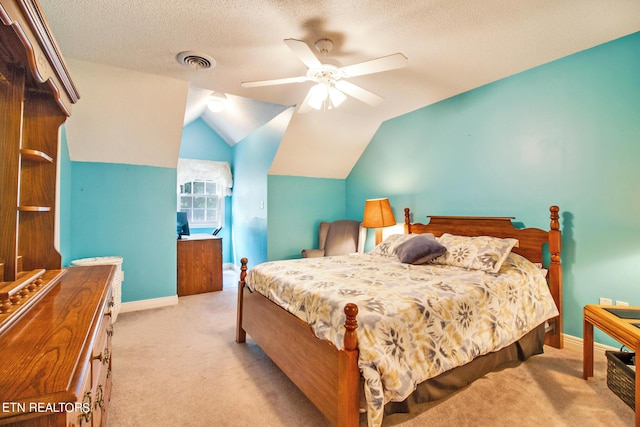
[{"x1": 362, "y1": 198, "x2": 396, "y2": 228}]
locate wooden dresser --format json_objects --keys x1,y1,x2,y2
[
  {"x1": 177, "y1": 235, "x2": 223, "y2": 296},
  {"x1": 0, "y1": 265, "x2": 115, "y2": 426}
]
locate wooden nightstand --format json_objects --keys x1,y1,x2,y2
[
  {"x1": 177, "y1": 235, "x2": 223, "y2": 296},
  {"x1": 583, "y1": 304, "x2": 639, "y2": 425}
]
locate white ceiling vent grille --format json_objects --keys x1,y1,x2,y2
[{"x1": 176, "y1": 51, "x2": 216, "y2": 70}]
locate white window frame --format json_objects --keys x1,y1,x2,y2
[
  {"x1": 177, "y1": 159, "x2": 232, "y2": 229},
  {"x1": 178, "y1": 179, "x2": 223, "y2": 228}
]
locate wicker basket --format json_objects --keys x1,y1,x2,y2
[{"x1": 605, "y1": 351, "x2": 636, "y2": 410}]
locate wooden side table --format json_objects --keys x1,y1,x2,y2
[{"x1": 583, "y1": 304, "x2": 639, "y2": 425}]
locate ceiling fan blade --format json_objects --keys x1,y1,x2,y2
[
  {"x1": 241, "y1": 75, "x2": 308, "y2": 88},
  {"x1": 339, "y1": 53, "x2": 408, "y2": 77},
  {"x1": 335, "y1": 80, "x2": 384, "y2": 106},
  {"x1": 284, "y1": 38, "x2": 322, "y2": 69}
]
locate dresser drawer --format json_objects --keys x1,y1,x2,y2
[
  {"x1": 67, "y1": 366, "x2": 93, "y2": 426},
  {"x1": 91, "y1": 314, "x2": 113, "y2": 426}
]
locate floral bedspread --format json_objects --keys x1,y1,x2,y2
[{"x1": 245, "y1": 252, "x2": 559, "y2": 427}]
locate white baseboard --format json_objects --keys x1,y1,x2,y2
[
  {"x1": 118, "y1": 268, "x2": 237, "y2": 314},
  {"x1": 120, "y1": 295, "x2": 178, "y2": 313},
  {"x1": 224, "y1": 263, "x2": 239, "y2": 272},
  {"x1": 562, "y1": 333, "x2": 618, "y2": 361}
]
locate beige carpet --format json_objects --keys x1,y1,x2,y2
[{"x1": 107, "y1": 279, "x2": 634, "y2": 427}]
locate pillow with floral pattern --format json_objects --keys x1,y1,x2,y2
[{"x1": 433, "y1": 233, "x2": 519, "y2": 273}]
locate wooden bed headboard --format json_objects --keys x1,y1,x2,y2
[
  {"x1": 403, "y1": 206, "x2": 563, "y2": 348},
  {"x1": 404, "y1": 206, "x2": 560, "y2": 264}
]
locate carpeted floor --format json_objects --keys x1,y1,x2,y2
[{"x1": 107, "y1": 277, "x2": 634, "y2": 427}]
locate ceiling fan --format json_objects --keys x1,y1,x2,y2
[{"x1": 241, "y1": 38, "x2": 408, "y2": 112}]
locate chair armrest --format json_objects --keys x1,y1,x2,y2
[{"x1": 301, "y1": 249, "x2": 325, "y2": 258}]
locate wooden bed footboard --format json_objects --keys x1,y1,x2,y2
[
  {"x1": 236, "y1": 258, "x2": 361, "y2": 427},
  {"x1": 235, "y1": 206, "x2": 563, "y2": 427}
]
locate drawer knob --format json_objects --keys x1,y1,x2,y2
[{"x1": 94, "y1": 348, "x2": 111, "y2": 365}]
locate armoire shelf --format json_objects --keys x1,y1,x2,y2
[
  {"x1": 20, "y1": 148, "x2": 53, "y2": 163},
  {"x1": 17, "y1": 206, "x2": 51, "y2": 212}
]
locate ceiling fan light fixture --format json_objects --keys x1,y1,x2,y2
[
  {"x1": 308, "y1": 82, "x2": 346, "y2": 111},
  {"x1": 328, "y1": 86, "x2": 346, "y2": 108},
  {"x1": 308, "y1": 83, "x2": 328, "y2": 110}
]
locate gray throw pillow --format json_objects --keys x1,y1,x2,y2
[{"x1": 396, "y1": 234, "x2": 447, "y2": 265}]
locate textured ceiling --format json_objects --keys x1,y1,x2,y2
[{"x1": 39, "y1": 0, "x2": 640, "y2": 178}]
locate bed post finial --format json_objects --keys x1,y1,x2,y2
[
  {"x1": 547, "y1": 206, "x2": 563, "y2": 348},
  {"x1": 236, "y1": 257, "x2": 249, "y2": 344},
  {"x1": 240, "y1": 257, "x2": 248, "y2": 285},
  {"x1": 340, "y1": 303, "x2": 360, "y2": 425},
  {"x1": 548, "y1": 206, "x2": 561, "y2": 264},
  {"x1": 343, "y1": 303, "x2": 358, "y2": 352},
  {"x1": 550, "y1": 206, "x2": 560, "y2": 231},
  {"x1": 548, "y1": 205, "x2": 562, "y2": 266},
  {"x1": 404, "y1": 208, "x2": 411, "y2": 234}
]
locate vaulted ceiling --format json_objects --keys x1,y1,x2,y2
[{"x1": 39, "y1": 0, "x2": 640, "y2": 178}]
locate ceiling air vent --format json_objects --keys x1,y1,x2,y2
[{"x1": 176, "y1": 51, "x2": 216, "y2": 70}]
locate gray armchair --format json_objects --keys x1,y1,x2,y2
[{"x1": 301, "y1": 220, "x2": 366, "y2": 258}]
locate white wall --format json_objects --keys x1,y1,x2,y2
[{"x1": 65, "y1": 59, "x2": 189, "y2": 168}]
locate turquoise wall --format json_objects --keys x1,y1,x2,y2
[
  {"x1": 231, "y1": 118, "x2": 284, "y2": 269},
  {"x1": 59, "y1": 113, "x2": 285, "y2": 302},
  {"x1": 345, "y1": 32, "x2": 640, "y2": 345},
  {"x1": 69, "y1": 162, "x2": 177, "y2": 302},
  {"x1": 267, "y1": 176, "x2": 346, "y2": 260},
  {"x1": 179, "y1": 118, "x2": 233, "y2": 264},
  {"x1": 180, "y1": 118, "x2": 232, "y2": 162}
]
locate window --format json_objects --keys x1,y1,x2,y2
[
  {"x1": 179, "y1": 180, "x2": 222, "y2": 226},
  {"x1": 177, "y1": 159, "x2": 232, "y2": 229}
]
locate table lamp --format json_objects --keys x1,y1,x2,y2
[{"x1": 363, "y1": 198, "x2": 396, "y2": 245}]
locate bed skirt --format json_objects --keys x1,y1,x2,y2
[{"x1": 371, "y1": 323, "x2": 546, "y2": 420}]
